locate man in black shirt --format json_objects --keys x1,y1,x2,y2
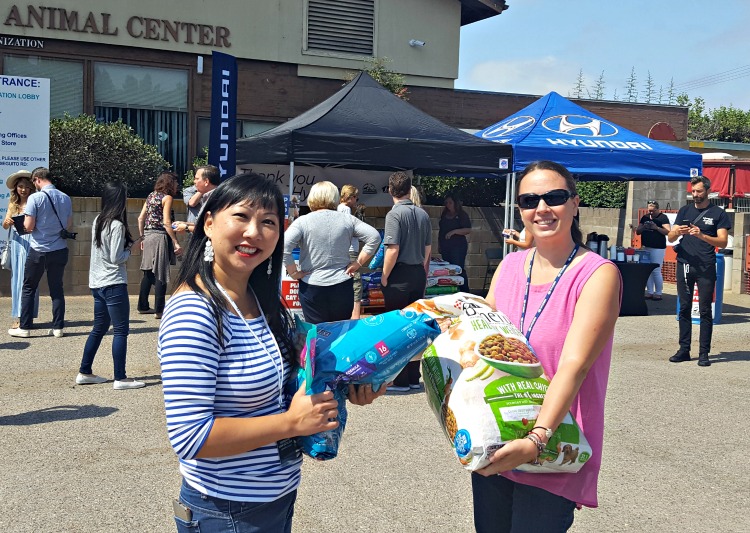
[
  {"x1": 636, "y1": 201, "x2": 671, "y2": 300},
  {"x1": 668, "y1": 176, "x2": 731, "y2": 367}
]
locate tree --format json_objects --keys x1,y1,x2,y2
[
  {"x1": 49, "y1": 114, "x2": 169, "y2": 197},
  {"x1": 679, "y1": 94, "x2": 750, "y2": 142},
  {"x1": 625, "y1": 67, "x2": 638, "y2": 102},
  {"x1": 643, "y1": 71, "x2": 655, "y2": 104},
  {"x1": 571, "y1": 69, "x2": 586, "y2": 99},
  {"x1": 667, "y1": 78, "x2": 676, "y2": 105},
  {"x1": 346, "y1": 57, "x2": 408, "y2": 99},
  {"x1": 592, "y1": 71, "x2": 606, "y2": 100}
]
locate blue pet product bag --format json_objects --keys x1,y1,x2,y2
[{"x1": 294, "y1": 311, "x2": 441, "y2": 459}]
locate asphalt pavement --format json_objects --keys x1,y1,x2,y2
[{"x1": 1, "y1": 287, "x2": 749, "y2": 532}]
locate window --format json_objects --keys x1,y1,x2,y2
[
  {"x1": 4, "y1": 55, "x2": 83, "y2": 118},
  {"x1": 94, "y1": 62, "x2": 189, "y2": 177},
  {"x1": 306, "y1": 0, "x2": 375, "y2": 55},
  {"x1": 196, "y1": 119, "x2": 279, "y2": 155}
]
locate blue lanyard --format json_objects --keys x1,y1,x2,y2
[{"x1": 519, "y1": 245, "x2": 579, "y2": 340}]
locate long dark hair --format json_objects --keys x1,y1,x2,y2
[
  {"x1": 517, "y1": 161, "x2": 584, "y2": 246},
  {"x1": 95, "y1": 182, "x2": 133, "y2": 249},
  {"x1": 174, "y1": 173, "x2": 296, "y2": 365},
  {"x1": 441, "y1": 192, "x2": 465, "y2": 219}
]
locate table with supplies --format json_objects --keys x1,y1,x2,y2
[{"x1": 613, "y1": 262, "x2": 659, "y2": 316}]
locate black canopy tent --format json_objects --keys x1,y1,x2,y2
[{"x1": 235, "y1": 72, "x2": 513, "y2": 177}]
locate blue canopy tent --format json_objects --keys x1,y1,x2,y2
[{"x1": 474, "y1": 91, "x2": 703, "y2": 248}]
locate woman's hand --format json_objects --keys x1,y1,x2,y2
[
  {"x1": 345, "y1": 261, "x2": 361, "y2": 277},
  {"x1": 289, "y1": 270, "x2": 310, "y2": 280},
  {"x1": 285, "y1": 382, "x2": 339, "y2": 437},
  {"x1": 347, "y1": 383, "x2": 388, "y2": 406},
  {"x1": 2, "y1": 215, "x2": 12, "y2": 229},
  {"x1": 475, "y1": 438, "x2": 539, "y2": 477},
  {"x1": 173, "y1": 242, "x2": 183, "y2": 257}
]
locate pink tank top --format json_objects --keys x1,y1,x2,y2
[{"x1": 493, "y1": 248, "x2": 618, "y2": 508}]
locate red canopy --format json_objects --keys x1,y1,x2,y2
[
  {"x1": 734, "y1": 167, "x2": 750, "y2": 197},
  {"x1": 700, "y1": 165, "x2": 731, "y2": 197}
]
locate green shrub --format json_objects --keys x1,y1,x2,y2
[
  {"x1": 576, "y1": 181, "x2": 627, "y2": 208},
  {"x1": 49, "y1": 114, "x2": 169, "y2": 197}
]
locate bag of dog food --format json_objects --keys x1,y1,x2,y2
[{"x1": 411, "y1": 294, "x2": 593, "y2": 473}]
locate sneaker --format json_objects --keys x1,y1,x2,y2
[
  {"x1": 697, "y1": 353, "x2": 711, "y2": 367},
  {"x1": 669, "y1": 350, "x2": 691, "y2": 363},
  {"x1": 137, "y1": 309, "x2": 156, "y2": 315},
  {"x1": 644, "y1": 293, "x2": 653, "y2": 300},
  {"x1": 49, "y1": 329, "x2": 64, "y2": 338},
  {"x1": 409, "y1": 383, "x2": 422, "y2": 390},
  {"x1": 652, "y1": 295, "x2": 663, "y2": 301},
  {"x1": 113, "y1": 379, "x2": 146, "y2": 390},
  {"x1": 8, "y1": 327, "x2": 30, "y2": 338},
  {"x1": 388, "y1": 385, "x2": 411, "y2": 393},
  {"x1": 76, "y1": 373, "x2": 108, "y2": 385}
]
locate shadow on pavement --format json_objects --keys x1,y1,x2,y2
[
  {"x1": 643, "y1": 295, "x2": 749, "y2": 324},
  {"x1": 0, "y1": 341, "x2": 31, "y2": 350},
  {"x1": 709, "y1": 350, "x2": 750, "y2": 364},
  {"x1": 0, "y1": 404, "x2": 118, "y2": 426}
]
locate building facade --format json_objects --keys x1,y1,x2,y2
[{"x1": 1, "y1": 0, "x2": 689, "y2": 179}]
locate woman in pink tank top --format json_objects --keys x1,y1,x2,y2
[{"x1": 473, "y1": 161, "x2": 621, "y2": 533}]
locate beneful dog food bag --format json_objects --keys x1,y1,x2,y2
[{"x1": 408, "y1": 293, "x2": 593, "y2": 474}]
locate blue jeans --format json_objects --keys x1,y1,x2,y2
[
  {"x1": 79, "y1": 284, "x2": 130, "y2": 381},
  {"x1": 176, "y1": 479, "x2": 296, "y2": 533},
  {"x1": 471, "y1": 473, "x2": 575, "y2": 533}
]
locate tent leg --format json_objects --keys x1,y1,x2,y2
[
  {"x1": 503, "y1": 172, "x2": 515, "y2": 256},
  {"x1": 289, "y1": 161, "x2": 295, "y2": 200}
]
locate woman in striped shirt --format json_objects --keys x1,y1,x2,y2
[{"x1": 159, "y1": 173, "x2": 381, "y2": 532}]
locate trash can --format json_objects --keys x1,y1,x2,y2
[
  {"x1": 720, "y1": 248, "x2": 733, "y2": 291},
  {"x1": 675, "y1": 253, "x2": 724, "y2": 325}
]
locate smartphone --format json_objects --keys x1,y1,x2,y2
[
  {"x1": 681, "y1": 219, "x2": 692, "y2": 226},
  {"x1": 172, "y1": 499, "x2": 192, "y2": 522},
  {"x1": 501, "y1": 229, "x2": 512, "y2": 239}
]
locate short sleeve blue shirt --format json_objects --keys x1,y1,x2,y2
[{"x1": 25, "y1": 185, "x2": 73, "y2": 252}]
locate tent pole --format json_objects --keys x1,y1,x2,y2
[
  {"x1": 503, "y1": 172, "x2": 514, "y2": 256},
  {"x1": 289, "y1": 161, "x2": 294, "y2": 202}
]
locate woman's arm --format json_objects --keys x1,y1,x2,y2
[
  {"x1": 347, "y1": 218, "x2": 380, "y2": 275},
  {"x1": 506, "y1": 230, "x2": 534, "y2": 249},
  {"x1": 478, "y1": 262, "x2": 621, "y2": 475},
  {"x1": 137, "y1": 201, "x2": 148, "y2": 238},
  {"x1": 108, "y1": 222, "x2": 131, "y2": 264},
  {"x1": 162, "y1": 195, "x2": 181, "y2": 255},
  {"x1": 160, "y1": 299, "x2": 339, "y2": 460}
]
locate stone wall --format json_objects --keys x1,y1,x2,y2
[{"x1": 0, "y1": 199, "x2": 629, "y2": 297}]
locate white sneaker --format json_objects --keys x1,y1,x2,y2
[
  {"x1": 113, "y1": 379, "x2": 146, "y2": 390},
  {"x1": 76, "y1": 373, "x2": 108, "y2": 385},
  {"x1": 8, "y1": 327, "x2": 30, "y2": 338},
  {"x1": 49, "y1": 329, "x2": 64, "y2": 338},
  {"x1": 388, "y1": 385, "x2": 411, "y2": 393}
]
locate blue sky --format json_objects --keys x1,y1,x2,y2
[{"x1": 456, "y1": 0, "x2": 750, "y2": 111}]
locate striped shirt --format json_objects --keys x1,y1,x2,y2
[{"x1": 158, "y1": 291, "x2": 301, "y2": 502}]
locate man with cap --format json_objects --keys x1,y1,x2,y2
[{"x1": 8, "y1": 167, "x2": 73, "y2": 338}]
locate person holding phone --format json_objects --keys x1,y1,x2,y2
[
  {"x1": 668, "y1": 176, "x2": 730, "y2": 367},
  {"x1": 503, "y1": 227, "x2": 534, "y2": 250},
  {"x1": 636, "y1": 200, "x2": 670, "y2": 300},
  {"x1": 76, "y1": 182, "x2": 145, "y2": 389}
]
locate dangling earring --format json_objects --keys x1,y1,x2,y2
[
  {"x1": 267, "y1": 259, "x2": 273, "y2": 277},
  {"x1": 203, "y1": 239, "x2": 214, "y2": 263}
]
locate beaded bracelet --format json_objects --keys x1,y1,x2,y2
[{"x1": 524, "y1": 433, "x2": 545, "y2": 465}]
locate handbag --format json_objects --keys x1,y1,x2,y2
[{"x1": 1, "y1": 229, "x2": 11, "y2": 270}]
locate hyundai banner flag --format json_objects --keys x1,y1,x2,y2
[{"x1": 208, "y1": 52, "x2": 237, "y2": 181}]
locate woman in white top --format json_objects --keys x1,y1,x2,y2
[{"x1": 159, "y1": 173, "x2": 383, "y2": 532}]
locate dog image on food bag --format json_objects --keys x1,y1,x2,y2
[{"x1": 408, "y1": 293, "x2": 593, "y2": 474}]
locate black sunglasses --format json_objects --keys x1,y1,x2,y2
[{"x1": 517, "y1": 189, "x2": 574, "y2": 209}]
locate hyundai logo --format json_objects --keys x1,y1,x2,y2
[
  {"x1": 481, "y1": 116, "x2": 536, "y2": 140},
  {"x1": 542, "y1": 115, "x2": 619, "y2": 137}
]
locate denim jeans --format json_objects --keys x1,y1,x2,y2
[
  {"x1": 79, "y1": 284, "x2": 130, "y2": 381},
  {"x1": 676, "y1": 261, "x2": 716, "y2": 354},
  {"x1": 138, "y1": 269, "x2": 166, "y2": 313},
  {"x1": 175, "y1": 479, "x2": 296, "y2": 533},
  {"x1": 20, "y1": 247, "x2": 68, "y2": 329},
  {"x1": 471, "y1": 473, "x2": 576, "y2": 533}
]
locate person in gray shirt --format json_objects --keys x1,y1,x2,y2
[
  {"x1": 381, "y1": 171, "x2": 432, "y2": 391},
  {"x1": 283, "y1": 181, "x2": 380, "y2": 324},
  {"x1": 9, "y1": 167, "x2": 73, "y2": 338},
  {"x1": 76, "y1": 182, "x2": 144, "y2": 389}
]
